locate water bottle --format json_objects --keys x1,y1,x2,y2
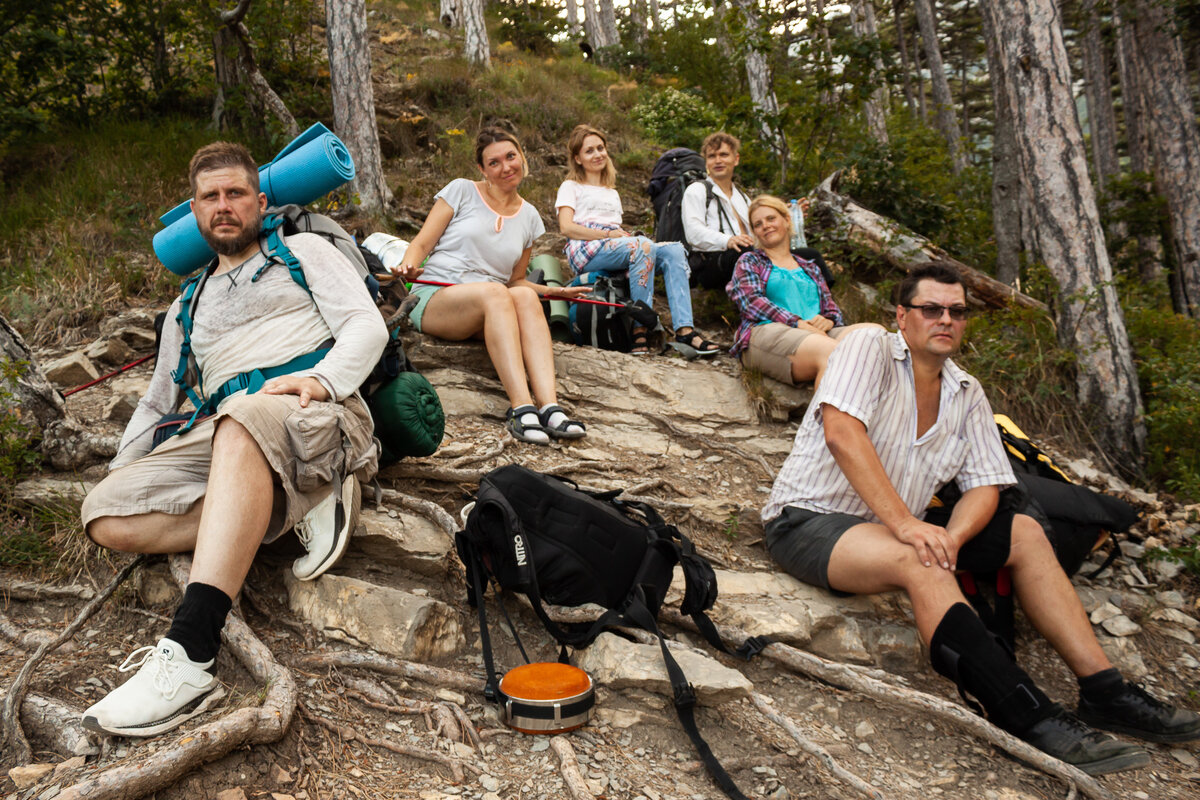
[
  {"x1": 362, "y1": 232, "x2": 409, "y2": 270},
  {"x1": 789, "y1": 199, "x2": 807, "y2": 250}
]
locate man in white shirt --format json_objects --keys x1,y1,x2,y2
[
  {"x1": 764, "y1": 262, "x2": 1199, "y2": 774},
  {"x1": 78, "y1": 142, "x2": 388, "y2": 738},
  {"x1": 681, "y1": 132, "x2": 753, "y2": 290}
]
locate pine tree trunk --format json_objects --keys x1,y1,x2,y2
[
  {"x1": 1126, "y1": 0, "x2": 1200, "y2": 317},
  {"x1": 210, "y1": 5, "x2": 299, "y2": 140},
  {"x1": 461, "y1": 0, "x2": 491, "y2": 67},
  {"x1": 326, "y1": 0, "x2": 392, "y2": 213},
  {"x1": 980, "y1": 3, "x2": 1022, "y2": 287},
  {"x1": 598, "y1": 0, "x2": 621, "y2": 46},
  {"x1": 648, "y1": 0, "x2": 661, "y2": 29},
  {"x1": 981, "y1": 0, "x2": 1145, "y2": 458},
  {"x1": 630, "y1": 0, "x2": 648, "y2": 45},
  {"x1": 565, "y1": 0, "x2": 581, "y2": 33},
  {"x1": 439, "y1": 0, "x2": 458, "y2": 27},
  {"x1": 913, "y1": 0, "x2": 965, "y2": 172},
  {"x1": 1081, "y1": 0, "x2": 1119, "y2": 193},
  {"x1": 849, "y1": 0, "x2": 890, "y2": 144},
  {"x1": 913, "y1": 28, "x2": 929, "y2": 121},
  {"x1": 731, "y1": 0, "x2": 790, "y2": 178},
  {"x1": 892, "y1": 0, "x2": 919, "y2": 117},
  {"x1": 582, "y1": 0, "x2": 602, "y2": 50}
]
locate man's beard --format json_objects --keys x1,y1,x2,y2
[{"x1": 199, "y1": 209, "x2": 262, "y2": 256}]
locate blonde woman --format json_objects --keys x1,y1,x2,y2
[
  {"x1": 556, "y1": 124, "x2": 718, "y2": 356},
  {"x1": 727, "y1": 195, "x2": 882, "y2": 387}
]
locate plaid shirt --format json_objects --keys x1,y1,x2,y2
[
  {"x1": 726, "y1": 249, "x2": 845, "y2": 356},
  {"x1": 564, "y1": 221, "x2": 622, "y2": 274}
]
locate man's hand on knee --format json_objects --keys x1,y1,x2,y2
[
  {"x1": 893, "y1": 516, "x2": 958, "y2": 570},
  {"x1": 263, "y1": 376, "x2": 329, "y2": 408}
]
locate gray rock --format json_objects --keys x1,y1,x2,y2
[
  {"x1": 135, "y1": 559, "x2": 181, "y2": 607},
  {"x1": 1155, "y1": 590, "x2": 1185, "y2": 609},
  {"x1": 574, "y1": 632, "x2": 753, "y2": 705},
  {"x1": 1090, "y1": 602, "x2": 1123, "y2": 625},
  {"x1": 84, "y1": 337, "x2": 133, "y2": 366},
  {"x1": 809, "y1": 618, "x2": 873, "y2": 664},
  {"x1": 1100, "y1": 614, "x2": 1142, "y2": 637},
  {"x1": 43, "y1": 352, "x2": 98, "y2": 387},
  {"x1": 102, "y1": 393, "x2": 139, "y2": 423},
  {"x1": 285, "y1": 572, "x2": 464, "y2": 660},
  {"x1": 1149, "y1": 607, "x2": 1199, "y2": 630},
  {"x1": 13, "y1": 476, "x2": 94, "y2": 509},
  {"x1": 1146, "y1": 558, "x2": 1183, "y2": 582},
  {"x1": 352, "y1": 506, "x2": 454, "y2": 577},
  {"x1": 862, "y1": 623, "x2": 923, "y2": 671},
  {"x1": 1098, "y1": 635, "x2": 1148, "y2": 678}
]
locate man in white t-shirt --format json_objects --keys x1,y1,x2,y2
[
  {"x1": 681, "y1": 132, "x2": 753, "y2": 290},
  {"x1": 763, "y1": 262, "x2": 1199, "y2": 774}
]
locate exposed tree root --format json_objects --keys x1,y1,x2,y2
[
  {"x1": 299, "y1": 704, "x2": 478, "y2": 782},
  {"x1": 675, "y1": 753, "x2": 800, "y2": 773},
  {"x1": 299, "y1": 650, "x2": 480, "y2": 694},
  {"x1": 550, "y1": 735, "x2": 595, "y2": 800},
  {"x1": 447, "y1": 432, "x2": 512, "y2": 468},
  {"x1": 0, "y1": 611, "x2": 60, "y2": 652},
  {"x1": 661, "y1": 609, "x2": 1113, "y2": 800},
  {"x1": 648, "y1": 413, "x2": 774, "y2": 478},
  {"x1": 385, "y1": 459, "x2": 599, "y2": 487},
  {"x1": 1, "y1": 554, "x2": 147, "y2": 766},
  {"x1": 0, "y1": 579, "x2": 95, "y2": 601},
  {"x1": 1, "y1": 692, "x2": 98, "y2": 758},
  {"x1": 751, "y1": 692, "x2": 884, "y2": 800},
  {"x1": 376, "y1": 487, "x2": 458, "y2": 536}
]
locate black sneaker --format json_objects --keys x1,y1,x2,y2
[
  {"x1": 1078, "y1": 680, "x2": 1200, "y2": 743},
  {"x1": 1022, "y1": 707, "x2": 1150, "y2": 775}
]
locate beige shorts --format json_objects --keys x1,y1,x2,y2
[
  {"x1": 81, "y1": 392, "x2": 378, "y2": 543},
  {"x1": 740, "y1": 323, "x2": 844, "y2": 386}
]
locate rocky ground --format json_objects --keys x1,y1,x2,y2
[{"x1": 4, "y1": 306, "x2": 1200, "y2": 800}]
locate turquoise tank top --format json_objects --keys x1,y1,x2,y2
[{"x1": 763, "y1": 263, "x2": 820, "y2": 321}]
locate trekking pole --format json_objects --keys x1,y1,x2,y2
[
  {"x1": 403, "y1": 277, "x2": 627, "y2": 309},
  {"x1": 63, "y1": 353, "x2": 156, "y2": 397}
]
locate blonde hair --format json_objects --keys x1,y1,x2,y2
[
  {"x1": 748, "y1": 195, "x2": 794, "y2": 245},
  {"x1": 565, "y1": 124, "x2": 617, "y2": 188}
]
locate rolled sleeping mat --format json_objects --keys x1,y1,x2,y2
[
  {"x1": 530, "y1": 254, "x2": 572, "y2": 344},
  {"x1": 152, "y1": 123, "x2": 356, "y2": 276},
  {"x1": 368, "y1": 371, "x2": 445, "y2": 462}
]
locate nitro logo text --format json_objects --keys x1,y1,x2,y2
[{"x1": 514, "y1": 534, "x2": 527, "y2": 566}]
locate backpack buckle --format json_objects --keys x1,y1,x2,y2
[{"x1": 673, "y1": 682, "x2": 697, "y2": 709}]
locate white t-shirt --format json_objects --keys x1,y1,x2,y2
[
  {"x1": 422, "y1": 178, "x2": 545, "y2": 284},
  {"x1": 555, "y1": 180, "x2": 623, "y2": 227}
]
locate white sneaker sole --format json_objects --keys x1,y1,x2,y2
[{"x1": 81, "y1": 683, "x2": 226, "y2": 738}]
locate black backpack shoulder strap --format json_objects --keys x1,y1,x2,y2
[{"x1": 704, "y1": 179, "x2": 735, "y2": 236}]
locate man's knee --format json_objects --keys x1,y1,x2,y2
[
  {"x1": 1009, "y1": 513, "x2": 1056, "y2": 565},
  {"x1": 86, "y1": 516, "x2": 139, "y2": 552}
]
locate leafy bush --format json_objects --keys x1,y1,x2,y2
[
  {"x1": 497, "y1": 1, "x2": 566, "y2": 56},
  {"x1": 632, "y1": 87, "x2": 721, "y2": 149}
]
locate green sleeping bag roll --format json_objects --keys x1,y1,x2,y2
[{"x1": 368, "y1": 371, "x2": 445, "y2": 461}]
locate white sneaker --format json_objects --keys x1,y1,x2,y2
[
  {"x1": 82, "y1": 638, "x2": 224, "y2": 737},
  {"x1": 292, "y1": 472, "x2": 359, "y2": 580}
]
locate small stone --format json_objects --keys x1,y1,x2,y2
[
  {"x1": 854, "y1": 720, "x2": 876, "y2": 738},
  {"x1": 1156, "y1": 590, "x2": 1185, "y2": 609},
  {"x1": 84, "y1": 336, "x2": 133, "y2": 365},
  {"x1": 102, "y1": 393, "x2": 138, "y2": 423},
  {"x1": 270, "y1": 795, "x2": 296, "y2": 800},
  {"x1": 451, "y1": 742, "x2": 474, "y2": 758},
  {"x1": 1090, "y1": 602, "x2": 1123, "y2": 625},
  {"x1": 1151, "y1": 607, "x2": 1199, "y2": 630},
  {"x1": 1171, "y1": 749, "x2": 1199, "y2": 768},
  {"x1": 215, "y1": 790, "x2": 248, "y2": 800},
  {"x1": 8, "y1": 763, "x2": 55, "y2": 789},
  {"x1": 482, "y1": 794, "x2": 501, "y2": 800},
  {"x1": 1100, "y1": 614, "x2": 1142, "y2": 637},
  {"x1": 435, "y1": 688, "x2": 466, "y2": 705},
  {"x1": 530, "y1": 739, "x2": 550, "y2": 752},
  {"x1": 43, "y1": 352, "x2": 99, "y2": 387},
  {"x1": 51, "y1": 757, "x2": 85, "y2": 779},
  {"x1": 479, "y1": 774, "x2": 501, "y2": 792},
  {"x1": 38, "y1": 787, "x2": 61, "y2": 800},
  {"x1": 857, "y1": 742, "x2": 874, "y2": 754}
]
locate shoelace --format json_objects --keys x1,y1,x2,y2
[
  {"x1": 1123, "y1": 681, "x2": 1169, "y2": 711},
  {"x1": 118, "y1": 645, "x2": 187, "y2": 699},
  {"x1": 294, "y1": 517, "x2": 314, "y2": 548}
]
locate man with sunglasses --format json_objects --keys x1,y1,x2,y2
[{"x1": 762, "y1": 262, "x2": 1198, "y2": 774}]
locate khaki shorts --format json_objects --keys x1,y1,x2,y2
[
  {"x1": 81, "y1": 392, "x2": 378, "y2": 543},
  {"x1": 740, "y1": 322, "x2": 844, "y2": 386}
]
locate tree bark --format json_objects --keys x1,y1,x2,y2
[
  {"x1": 461, "y1": 0, "x2": 491, "y2": 67},
  {"x1": 849, "y1": 0, "x2": 891, "y2": 144},
  {"x1": 892, "y1": 0, "x2": 920, "y2": 117},
  {"x1": 981, "y1": 0, "x2": 1145, "y2": 458},
  {"x1": 913, "y1": 0, "x2": 966, "y2": 172},
  {"x1": 1124, "y1": 0, "x2": 1200, "y2": 317},
  {"x1": 1080, "y1": 0, "x2": 1119, "y2": 193},
  {"x1": 731, "y1": 0, "x2": 790, "y2": 178},
  {"x1": 210, "y1": 1, "x2": 299, "y2": 139},
  {"x1": 326, "y1": 0, "x2": 393, "y2": 214},
  {"x1": 0, "y1": 315, "x2": 65, "y2": 433},
  {"x1": 598, "y1": 0, "x2": 621, "y2": 47},
  {"x1": 439, "y1": 0, "x2": 459, "y2": 27},
  {"x1": 980, "y1": 0, "x2": 1022, "y2": 286},
  {"x1": 565, "y1": 0, "x2": 581, "y2": 34}
]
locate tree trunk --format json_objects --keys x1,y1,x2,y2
[
  {"x1": 565, "y1": 0, "x2": 581, "y2": 34},
  {"x1": 630, "y1": 0, "x2": 648, "y2": 46},
  {"x1": 849, "y1": 0, "x2": 890, "y2": 144},
  {"x1": 731, "y1": 0, "x2": 790, "y2": 179},
  {"x1": 913, "y1": 27, "x2": 929, "y2": 121},
  {"x1": 439, "y1": 0, "x2": 458, "y2": 27},
  {"x1": 892, "y1": 0, "x2": 920, "y2": 117},
  {"x1": 460, "y1": 0, "x2": 491, "y2": 67},
  {"x1": 0, "y1": 315, "x2": 65, "y2": 434},
  {"x1": 209, "y1": 1, "x2": 299, "y2": 139},
  {"x1": 1125, "y1": 0, "x2": 1200, "y2": 317},
  {"x1": 648, "y1": 0, "x2": 661, "y2": 29},
  {"x1": 1112, "y1": 0, "x2": 1164, "y2": 285},
  {"x1": 712, "y1": 0, "x2": 737, "y2": 63},
  {"x1": 913, "y1": 0, "x2": 965, "y2": 172},
  {"x1": 981, "y1": 0, "x2": 1145, "y2": 458},
  {"x1": 1080, "y1": 0, "x2": 1119, "y2": 193},
  {"x1": 582, "y1": 0, "x2": 602, "y2": 50},
  {"x1": 326, "y1": 0, "x2": 392, "y2": 214},
  {"x1": 980, "y1": 3, "x2": 1022, "y2": 287},
  {"x1": 598, "y1": 0, "x2": 621, "y2": 46}
]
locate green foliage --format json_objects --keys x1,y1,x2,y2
[
  {"x1": 496, "y1": 0, "x2": 566, "y2": 56},
  {"x1": 1144, "y1": 531, "x2": 1200, "y2": 579},
  {"x1": 1125, "y1": 302, "x2": 1200, "y2": 501},
  {"x1": 1102, "y1": 172, "x2": 1171, "y2": 277},
  {"x1": 631, "y1": 87, "x2": 721, "y2": 149},
  {"x1": 0, "y1": 361, "x2": 42, "y2": 486}
]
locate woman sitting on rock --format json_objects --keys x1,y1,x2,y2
[
  {"x1": 392, "y1": 127, "x2": 589, "y2": 445},
  {"x1": 556, "y1": 124, "x2": 719, "y2": 357},
  {"x1": 727, "y1": 195, "x2": 882, "y2": 388}
]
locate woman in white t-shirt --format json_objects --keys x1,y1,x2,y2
[
  {"x1": 556, "y1": 124, "x2": 719, "y2": 356},
  {"x1": 392, "y1": 128, "x2": 591, "y2": 444}
]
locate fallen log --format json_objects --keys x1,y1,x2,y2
[{"x1": 812, "y1": 171, "x2": 1047, "y2": 312}]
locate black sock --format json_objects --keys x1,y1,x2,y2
[
  {"x1": 929, "y1": 603, "x2": 1055, "y2": 735},
  {"x1": 1078, "y1": 667, "x2": 1124, "y2": 702},
  {"x1": 165, "y1": 582, "x2": 232, "y2": 664}
]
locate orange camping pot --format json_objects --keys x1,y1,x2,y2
[{"x1": 497, "y1": 662, "x2": 595, "y2": 734}]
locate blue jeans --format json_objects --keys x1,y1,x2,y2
[{"x1": 579, "y1": 237, "x2": 694, "y2": 330}]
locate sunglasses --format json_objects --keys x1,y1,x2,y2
[{"x1": 903, "y1": 303, "x2": 971, "y2": 321}]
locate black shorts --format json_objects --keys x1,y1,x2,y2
[{"x1": 764, "y1": 494, "x2": 1020, "y2": 593}]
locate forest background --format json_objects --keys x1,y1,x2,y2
[{"x1": 2, "y1": 0, "x2": 1200, "y2": 534}]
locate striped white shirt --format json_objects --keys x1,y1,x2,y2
[{"x1": 762, "y1": 328, "x2": 1016, "y2": 523}]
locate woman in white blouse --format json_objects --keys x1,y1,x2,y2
[
  {"x1": 392, "y1": 127, "x2": 590, "y2": 444},
  {"x1": 556, "y1": 124, "x2": 719, "y2": 357}
]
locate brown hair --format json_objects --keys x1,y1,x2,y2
[
  {"x1": 475, "y1": 127, "x2": 529, "y2": 176},
  {"x1": 565, "y1": 124, "x2": 617, "y2": 188},
  {"x1": 897, "y1": 261, "x2": 966, "y2": 306},
  {"x1": 701, "y1": 131, "x2": 741, "y2": 158},
  {"x1": 188, "y1": 142, "x2": 259, "y2": 196},
  {"x1": 747, "y1": 194, "x2": 793, "y2": 245}
]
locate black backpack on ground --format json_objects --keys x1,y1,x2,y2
[
  {"x1": 647, "y1": 147, "x2": 710, "y2": 246},
  {"x1": 455, "y1": 465, "x2": 767, "y2": 800},
  {"x1": 566, "y1": 273, "x2": 661, "y2": 352}
]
